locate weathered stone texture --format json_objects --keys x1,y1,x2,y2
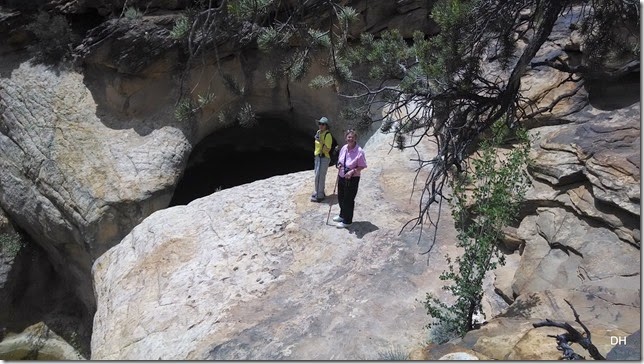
[{"x1": 0, "y1": 62, "x2": 191, "y2": 310}]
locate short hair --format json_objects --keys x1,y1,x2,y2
[{"x1": 345, "y1": 129, "x2": 357, "y2": 138}]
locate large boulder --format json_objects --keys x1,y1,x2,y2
[
  {"x1": 457, "y1": 287, "x2": 640, "y2": 360},
  {"x1": 90, "y1": 129, "x2": 460, "y2": 360},
  {"x1": 0, "y1": 61, "x2": 192, "y2": 312},
  {"x1": 0, "y1": 322, "x2": 85, "y2": 360}
]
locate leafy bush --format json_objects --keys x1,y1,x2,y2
[{"x1": 424, "y1": 126, "x2": 530, "y2": 337}]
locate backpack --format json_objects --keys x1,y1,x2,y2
[{"x1": 328, "y1": 133, "x2": 340, "y2": 167}]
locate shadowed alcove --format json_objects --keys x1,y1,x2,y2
[
  {"x1": 587, "y1": 71, "x2": 640, "y2": 110},
  {"x1": 169, "y1": 117, "x2": 315, "y2": 206}
]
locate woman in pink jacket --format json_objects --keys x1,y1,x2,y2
[{"x1": 333, "y1": 129, "x2": 368, "y2": 228}]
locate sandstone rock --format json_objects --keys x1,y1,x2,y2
[
  {"x1": 439, "y1": 351, "x2": 479, "y2": 360},
  {"x1": 500, "y1": 226, "x2": 524, "y2": 252},
  {"x1": 505, "y1": 326, "x2": 566, "y2": 360},
  {"x1": 481, "y1": 269, "x2": 509, "y2": 322},
  {"x1": 566, "y1": 184, "x2": 639, "y2": 246},
  {"x1": 512, "y1": 207, "x2": 639, "y2": 296},
  {"x1": 421, "y1": 342, "x2": 490, "y2": 360},
  {"x1": 77, "y1": 17, "x2": 179, "y2": 75},
  {"x1": 529, "y1": 137, "x2": 585, "y2": 186},
  {"x1": 518, "y1": 7, "x2": 589, "y2": 123},
  {"x1": 505, "y1": 325, "x2": 627, "y2": 360},
  {"x1": 492, "y1": 252, "x2": 521, "y2": 305},
  {"x1": 530, "y1": 104, "x2": 640, "y2": 218},
  {"x1": 91, "y1": 129, "x2": 459, "y2": 360},
  {"x1": 0, "y1": 322, "x2": 85, "y2": 360},
  {"x1": 606, "y1": 330, "x2": 641, "y2": 360},
  {"x1": 0, "y1": 62, "x2": 192, "y2": 312},
  {"x1": 460, "y1": 318, "x2": 535, "y2": 360},
  {"x1": 502, "y1": 287, "x2": 640, "y2": 334},
  {"x1": 0, "y1": 0, "x2": 438, "y2": 336},
  {"x1": 459, "y1": 285, "x2": 639, "y2": 360}
]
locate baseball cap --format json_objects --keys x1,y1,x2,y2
[{"x1": 318, "y1": 117, "x2": 329, "y2": 124}]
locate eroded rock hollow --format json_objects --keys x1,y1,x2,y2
[{"x1": 170, "y1": 117, "x2": 315, "y2": 206}]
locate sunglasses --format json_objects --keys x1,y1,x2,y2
[{"x1": 318, "y1": 123, "x2": 327, "y2": 125}]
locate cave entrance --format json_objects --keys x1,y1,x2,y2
[
  {"x1": 587, "y1": 71, "x2": 640, "y2": 110},
  {"x1": 169, "y1": 117, "x2": 314, "y2": 206}
]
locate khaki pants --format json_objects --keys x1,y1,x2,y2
[{"x1": 313, "y1": 155, "x2": 330, "y2": 199}]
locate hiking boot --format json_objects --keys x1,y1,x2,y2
[
  {"x1": 336, "y1": 222, "x2": 352, "y2": 228},
  {"x1": 310, "y1": 197, "x2": 324, "y2": 202},
  {"x1": 332, "y1": 215, "x2": 343, "y2": 222}
]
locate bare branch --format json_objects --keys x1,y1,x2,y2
[{"x1": 533, "y1": 300, "x2": 606, "y2": 360}]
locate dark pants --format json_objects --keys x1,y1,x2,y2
[{"x1": 338, "y1": 176, "x2": 360, "y2": 224}]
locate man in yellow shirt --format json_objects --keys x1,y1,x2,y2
[{"x1": 312, "y1": 117, "x2": 333, "y2": 202}]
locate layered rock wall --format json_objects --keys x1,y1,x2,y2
[{"x1": 0, "y1": 0, "x2": 435, "y2": 315}]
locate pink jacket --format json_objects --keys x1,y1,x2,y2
[{"x1": 338, "y1": 144, "x2": 367, "y2": 178}]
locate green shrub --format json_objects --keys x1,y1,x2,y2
[
  {"x1": 123, "y1": 7, "x2": 143, "y2": 20},
  {"x1": 174, "y1": 98, "x2": 194, "y2": 122},
  {"x1": 376, "y1": 346, "x2": 409, "y2": 360},
  {"x1": 170, "y1": 15, "x2": 190, "y2": 40},
  {"x1": 426, "y1": 319, "x2": 460, "y2": 345},
  {"x1": 424, "y1": 127, "x2": 530, "y2": 337}
]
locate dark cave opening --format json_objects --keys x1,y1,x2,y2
[
  {"x1": 169, "y1": 118, "x2": 314, "y2": 206},
  {"x1": 586, "y1": 71, "x2": 640, "y2": 110}
]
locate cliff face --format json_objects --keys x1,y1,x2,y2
[
  {"x1": 0, "y1": 0, "x2": 639, "y2": 360},
  {"x1": 0, "y1": 0, "x2": 436, "y2": 319}
]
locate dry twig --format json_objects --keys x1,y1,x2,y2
[{"x1": 533, "y1": 299, "x2": 606, "y2": 360}]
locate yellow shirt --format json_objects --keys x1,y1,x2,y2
[{"x1": 314, "y1": 131, "x2": 332, "y2": 158}]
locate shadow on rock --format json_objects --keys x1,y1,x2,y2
[
  {"x1": 498, "y1": 292, "x2": 542, "y2": 318},
  {"x1": 346, "y1": 221, "x2": 379, "y2": 239}
]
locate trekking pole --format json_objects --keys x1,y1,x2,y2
[{"x1": 325, "y1": 175, "x2": 339, "y2": 225}]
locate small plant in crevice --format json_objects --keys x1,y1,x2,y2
[
  {"x1": 123, "y1": 7, "x2": 143, "y2": 20},
  {"x1": 174, "y1": 98, "x2": 195, "y2": 122},
  {"x1": 426, "y1": 318, "x2": 460, "y2": 345},
  {"x1": 376, "y1": 346, "x2": 410, "y2": 361},
  {"x1": 0, "y1": 232, "x2": 24, "y2": 259},
  {"x1": 237, "y1": 102, "x2": 256, "y2": 128},
  {"x1": 170, "y1": 15, "x2": 190, "y2": 40}
]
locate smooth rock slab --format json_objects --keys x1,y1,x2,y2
[{"x1": 91, "y1": 130, "x2": 459, "y2": 360}]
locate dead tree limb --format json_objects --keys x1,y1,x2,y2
[{"x1": 533, "y1": 299, "x2": 606, "y2": 360}]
